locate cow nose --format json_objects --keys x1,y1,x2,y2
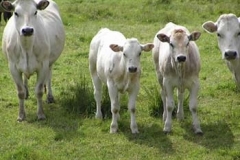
[
  {"x1": 22, "y1": 28, "x2": 34, "y2": 36},
  {"x1": 225, "y1": 51, "x2": 237, "y2": 60},
  {"x1": 128, "y1": 67, "x2": 137, "y2": 73},
  {"x1": 177, "y1": 56, "x2": 186, "y2": 62}
]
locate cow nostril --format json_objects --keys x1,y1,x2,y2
[
  {"x1": 22, "y1": 28, "x2": 34, "y2": 36},
  {"x1": 128, "y1": 67, "x2": 137, "y2": 73},
  {"x1": 177, "y1": 56, "x2": 186, "y2": 62}
]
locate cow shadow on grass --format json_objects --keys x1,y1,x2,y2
[
  {"x1": 180, "y1": 120, "x2": 234, "y2": 150},
  {"x1": 116, "y1": 118, "x2": 175, "y2": 154}
]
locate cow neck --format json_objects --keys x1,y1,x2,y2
[
  {"x1": 19, "y1": 36, "x2": 34, "y2": 51},
  {"x1": 172, "y1": 58, "x2": 185, "y2": 92}
]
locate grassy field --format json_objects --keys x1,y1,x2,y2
[{"x1": 0, "y1": 0, "x2": 240, "y2": 159}]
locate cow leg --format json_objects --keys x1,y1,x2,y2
[
  {"x1": 91, "y1": 72, "x2": 102, "y2": 119},
  {"x1": 161, "y1": 87, "x2": 167, "y2": 121},
  {"x1": 177, "y1": 89, "x2": 184, "y2": 120},
  {"x1": 46, "y1": 68, "x2": 55, "y2": 103},
  {"x1": 128, "y1": 86, "x2": 139, "y2": 134},
  {"x1": 234, "y1": 71, "x2": 240, "y2": 91},
  {"x1": 189, "y1": 81, "x2": 202, "y2": 134},
  {"x1": 163, "y1": 80, "x2": 174, "y2": 133},
  {"x1": 35, "y1": 67, "x2": 48, "y2": 120},
  {"x1": 158, "y1": 74, "x2": 167, "y2": 121},
  {"x1": 10, "y1": 66, "x2": 26, "y2": 121},
  {"x1": 107, "y1": 80, "x2": 119, "y2": 133},
  {"x1": 23, "y1": 74, "x2": 29, "y2": 99}
]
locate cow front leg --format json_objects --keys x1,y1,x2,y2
[
  {"x1": 163, "y1": 82, "x2": 174, "y2": 133},
  {"x1": 35, "y1": 67, "x2": 48, "y2": 120},
  {"x1": 107, "y1": 81, "x2": 119, "y2": 133},
  {"x1": 189, "y1": 81, "x2": 202, "y2": 134},
  {"x1": 128, "y1": 87, "x2": 139, "y2": 134},
  {"x1": 10, "y1": 66, "x2": 26, "y2": 121}
]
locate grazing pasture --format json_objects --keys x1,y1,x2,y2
[{"x1": 0, "y1": 0, "x2": 240, "y2": 159}]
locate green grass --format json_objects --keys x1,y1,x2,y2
[{"x1": 0, "y1": 0, "x2": 240, "y2": 159}]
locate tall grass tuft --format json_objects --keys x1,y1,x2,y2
[
  {"x1": 59, "y1": 75, "x2": 95, "y2": 117},
  {"x1": 143, "y1": 85, "x2": 163, "y2": 117}
]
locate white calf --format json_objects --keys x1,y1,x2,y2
[
  {"x1": 152, "y1": 22, "x2": 202, "y2": 134},
  {"x1": 202, "y1": 13, "x2": 240, "y2": 89},
  {"x1": 1, "y1": 0, "x2": 65, "y2": 121},
  {"x1": 89, "y1": 28, "x2": 154, "y2": 133}
]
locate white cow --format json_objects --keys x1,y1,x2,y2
[
  {"x1": 1, "y1": 0, "x2": 65, "y2": 121},
  {"x1": 152, "y1": 22, "x2": 202, "y2": 134},
  {"x1": 202, "y1": 13, "x2": 240, "y2": 90},
  {"x1": 89, "y1": 28, "x2": 154, "y2": 133}
]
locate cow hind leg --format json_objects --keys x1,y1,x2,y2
[
  {"x1": 46, "y1": 68, "x2": 55, "y2": 103},
  {"x1": 23, "y1": 74, "x2": 29, "y2": 99},
  {"x1": 91, "y1": 73, "x2": 103, "y2": 119},
  {"x1": 177, "y1": 89, "x2": 184, "y2": 120}
]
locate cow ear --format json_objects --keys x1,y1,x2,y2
[
  {"x1": 109, "y1": 44, "x2": 123, "y2": 52},
  {"x1": 202, "y1": 21, "x2": 217, "y2": 33},
  {"x1": 1, "y1": 1, "x2": 14, "y2": 12},
  {"x1": 157, "y1": 33, "x2": 170, "y2": 43},
  {"x1": 141, "y1": 43, "x2": 154, "y2": 52},
  {"x1": 37, "y1": 0, "x2": 49, "y2": 10},
  {"x1": 189, "y1": 31, "x2": 201, "y2": 41}
]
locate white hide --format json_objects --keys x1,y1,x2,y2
[
  {"x1": 202, "y1": 13, "x2": 240, "y2": 89},
  {"x1": 152, "y1": 22, "x2": 202, "y2": 134},
  {"x1": 1, "y1": 0, "x2": 65, "y2": 121},
  {"x1": 89, "y1": 28, "x2": 154, "y2": 133}
]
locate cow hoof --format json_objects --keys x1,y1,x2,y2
[
  {"x1": 17, "y1": 112, "x2": 26, "y2": 122},
  {"x1": 110, "y1": 125, "x2": 118, "y2": 133},
  {"x1": 17, "y1": 117, "x2": 25, "y2": 122},
  {"x1": 95, "y1": 112, "x2": 103, "y2": 119},
  {"x1": 163, "y1": 127, "x2": 171, "y2": 134},
  {"x1": 46, "y1": 95, "x2": 55, "y2": 104},
  {"x1": 131, "y1": 129, "x2": 139, "y2": 134},
  {"x1": 38, "y1": 114, "x2": 46, "y2": 120},
  {"x1": 194, "y1": 129, "x2": 203, "y2": 135}
]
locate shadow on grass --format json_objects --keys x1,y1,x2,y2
[
  {"x1": 29, "y1": 75, "x2": 116, "y2": 141},
  {"x1": 115, "y1": 118, "x2": 175, "y2": 154},
  {"x1": 181, "y1": 120, "x2": 234, "y2": 150}
]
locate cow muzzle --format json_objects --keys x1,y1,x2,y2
[
  {"x1": 22, "y1": 27, "x2": 34, "y2": 36},
  {"x1": 128, "y1": 66, "x2": 138, "y2": 73},
  {"x1": 224, "y1": 51, "x2": 237, "y2": 60},
  {"x1": 176, "y1": 55, "x2": 186, "y2": 63}
]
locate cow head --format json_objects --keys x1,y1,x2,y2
[
  {"x1": 110, "y1": 38, "x2": 154, "y2": 73},
  {"x1": 202, "y1": 14, "x2": 240, "y2": 61},
  {"x1": 1, "y1": 0, "x2": 49, "y2": 37},
  {"x1": 157, "y1": 29, "x2": 201, "y2": 63}
]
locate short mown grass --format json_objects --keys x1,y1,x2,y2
[{"x1": 0, "y1": 0, "x2": 240, "y2": 159}]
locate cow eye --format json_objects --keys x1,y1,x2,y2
[
  {"x1": 169, "y1": 42, "x2": 174, "y2": 48},
  {"x1": 217, "y1": 33, "x2": 221, "y2": 37},
  {"x1": 123, "y1": 53, "x2": 126, "y2": 57},
  {"x1": 14, "y1": 12, "x2": 19, "y2": 17},
  {"x1": 34, "y1": 11, "x2": 38, "y2": 15},
  {"x1": 139, "y1": 52, "x2": 141, "y2": 56},
  {"x1": 237, "y1": 32, "x2": 240, "y2": 36}
]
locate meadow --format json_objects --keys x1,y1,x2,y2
[{"x1": 0, "y1": 0, "x2": 240, "y2": 159}]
